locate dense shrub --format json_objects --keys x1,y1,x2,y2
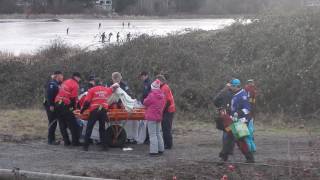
[{"x1": 0, "y1": 10, "x2": 320, "y2": 119}]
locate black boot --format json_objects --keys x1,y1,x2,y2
[
  {"x1": 83, "y1": 145, "x2": 89, "y2": 151},
  {"x1": 245, "y1": 153, "x2": 255, "y2": 163},
  {"x1": 219, "y1": 152, "x2": 228, "y2": 162},
  {"x1": 101, "y1": 145, "x2": 109, "y2": 151}
]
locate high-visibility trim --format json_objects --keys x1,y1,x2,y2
[{"x1": 242, "y1": 108, "x2": 250, "y2": 115}]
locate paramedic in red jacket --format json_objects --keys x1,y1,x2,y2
[
  {"x1": 244, "y1": 79, "x2": 257, "y2": 117},
  {"x1": 55, "y1": 72, "x2": 82, "y2": 146},
  {"x1": 81, "y1": 79, "x2": 119, "y2": 151},
  {"x1": 156, "y1": 75, "x2": 176, "y2": 149}
]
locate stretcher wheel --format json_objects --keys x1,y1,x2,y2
[{"x1": 106, "y1": 125, "x2": 127, "y2": 147}]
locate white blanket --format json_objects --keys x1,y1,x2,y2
[{"x1": 107, "y1": 87, "x2": 144, "y2": 112}]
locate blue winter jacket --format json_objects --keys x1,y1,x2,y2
[{"x1": 231, "y1": 89, "x2": 251, "y2": 121}]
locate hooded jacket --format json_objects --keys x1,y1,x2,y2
[
  {"x1": 160, "y1": 83, "x2": 176, "y2": 113},
  {"x1": 143, "y1": 89, "x2": 166, "y2": 121},
  {"x1": 55, "y1": 78, "x2": 79, "y2": 107},
  {"x1": 231, "y1": 89, "x2": 251, "y2": 121}
]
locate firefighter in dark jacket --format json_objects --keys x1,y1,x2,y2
[
  {"x1": 43, "y1": 71, "x2": 63, "y2": 145},
  {"x1": 213, "y1": 83, "x2": 234, "y2": 155},
  {"x1": 140, "y1": 71, "x2": 152, "y2": 102},
  {"x1": 55, "y1": 72, "x2": 82, "y2": 146},
  {"x1": 139, "y1": 71, "x2": 152, "y2": 144}
]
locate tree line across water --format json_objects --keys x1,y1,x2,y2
[{"x1": 0, "y1": 0, "x2": 303, "y2": 15}]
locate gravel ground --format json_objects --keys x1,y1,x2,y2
[{"x1": 0, "y1": 120, "x2": 319, "y2": 179}]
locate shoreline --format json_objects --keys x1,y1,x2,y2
[{"x1": 0, "y1": 13, "x2": 254, "y2": 20}]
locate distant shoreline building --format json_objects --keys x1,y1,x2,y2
[
  {"x1": 95, "y1": 0, "x2": 112, "y2": 11},
  {"x1": 303, "y1": 0, "x2": 320, "y2": 6}
]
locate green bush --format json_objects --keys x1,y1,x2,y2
[{"x1": 1, "y1": 10, "x2": 320, "y2": 119}]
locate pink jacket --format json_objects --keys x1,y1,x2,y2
[{"x1": 143, "y1": 89, "x2": 166, "y2": 121}]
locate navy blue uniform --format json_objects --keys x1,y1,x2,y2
[
  {"x1": 231, "y1": 89, "x2": 251, "y2": 121},
  {"x1": 141, "y1": 78, "x2": 152, "y2": 102},
  {"x1": 43, "y1": 79, "x2": 60, "y2": 144}
]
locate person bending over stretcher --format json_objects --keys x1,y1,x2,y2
[{"x1": 80, "y1": 78, "x2": 119, "y2": 151}]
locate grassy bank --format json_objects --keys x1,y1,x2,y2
[
  {"x1": 0, "y1": 109, "x2": 47, "y2": 142},
  {"x1": 0, "y1": 10, "x2": 320, "y2": 123}
]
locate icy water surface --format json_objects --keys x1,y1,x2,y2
[{"x1": 0, "y1": 18, "x2": 235, "y2": 55}]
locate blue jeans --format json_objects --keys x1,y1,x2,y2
[{"x1": 147, "y1": 121, "x2": 165, "y2": 154}]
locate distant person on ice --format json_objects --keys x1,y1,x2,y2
[
  {"x1": 98, "y1": 23, "x2": 101, "y2": 29},
  {"x1": 66, "y1": 28, "x2": 69, "y2": 35},
  {"x1": 128, "y1": 22, "x2": 130, "y2": 28},
  {"x1": 101, "y1": 32, "x2": 106, "y2": 43},
  {"x1": 127, "y1": 32, "x2": 131, "y2": 41},
  {"x1": 116, "y1": 32, "x2": 120, "y2": 42},
  {"x1": 108, "y1": 32, "x2": 113, "y2": 42}
]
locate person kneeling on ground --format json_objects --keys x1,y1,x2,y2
[
  {"x1": 143, "y1": 80, "x2": 166, "y2": 156},
  {"x1": 81, "y1": 78, "x2": 119, "y2": 151}
]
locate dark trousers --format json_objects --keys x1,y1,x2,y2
[
  {"x1": 55, "y1": 103, "x2": 80, "y2": 145},
  {"x1": 162, "y1": 111, "x2": 174, "y2": 149},
  {"x1": 220, "y1": 131, "x2": 254, "y2": 162},
  {"x1": 84, "y1": 108, "x2": 108, "y2": 148},
  {"x1": 44, "y1": 104, "x2": 58, "y2": 143}
]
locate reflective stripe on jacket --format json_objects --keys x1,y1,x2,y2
[{"x1": 84, "y1": 86, "x2": 113, "y2": 112}]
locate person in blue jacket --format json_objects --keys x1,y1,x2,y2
[
  {"x1": 43, "y1": 71, "x2": 63, "y2": 145},
  {"x1": 219, "y1": 78, "x2": 255, "y2": 163},
  {"x1": 230, "y1": 79, "x2": 251, "y2": 121},
  {"x1": 230, "y1": 79, "x2": 256, "y2": 153}
]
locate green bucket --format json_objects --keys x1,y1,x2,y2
[{"x1": 229, "y1": 121, "x2": 250, "y2": 140}]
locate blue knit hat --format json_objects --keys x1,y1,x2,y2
[{"x1": 230, "y1": 79, "x2": 241, "y2": 87}]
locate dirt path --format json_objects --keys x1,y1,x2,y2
[{"x1": 0, "y1": 121, "x2": 319, "y2": 180}]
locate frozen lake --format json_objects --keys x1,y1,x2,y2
[{"x1": 0, "y1": 19, "x2": 235, "y2": 55}]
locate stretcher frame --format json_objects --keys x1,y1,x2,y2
[{"x1": 74, "y1": 108, "x2": 145, "y2": 147}]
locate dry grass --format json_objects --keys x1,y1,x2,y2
[
  {"x1": 0, "y1": 109, "x2": 319, "y2": 141},
  {"x1": 0, "y1": 109, "x2": 47, "y2": 140}
]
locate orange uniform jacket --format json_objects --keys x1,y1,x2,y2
[
  {"x1": 84, "y1": 86, "x2": 113, "y2": 112},
  {"x1": 244, "y1": 84, "x2": 257, "y2": 104},
  {"x1": 160, "y1": 84, "x2": 176, "y2": 113},
  {"x1": 55, "y1": 79, "x2": 79, "y2": 106}
]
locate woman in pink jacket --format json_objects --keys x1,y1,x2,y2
[{"x1": 143, "y1": 79, "x2": 166, "y2": 156}]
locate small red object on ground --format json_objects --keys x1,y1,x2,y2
[
  {"x1": 221, "y1": 175, "x2": 228, "y2": 180},
  {"x1": 228, "y1": 165, "x2": 235, "y2": 171}
]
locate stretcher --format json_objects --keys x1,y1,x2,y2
[{"x1": 74, "y1": 108, "x2": 145, "y2": 147}]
